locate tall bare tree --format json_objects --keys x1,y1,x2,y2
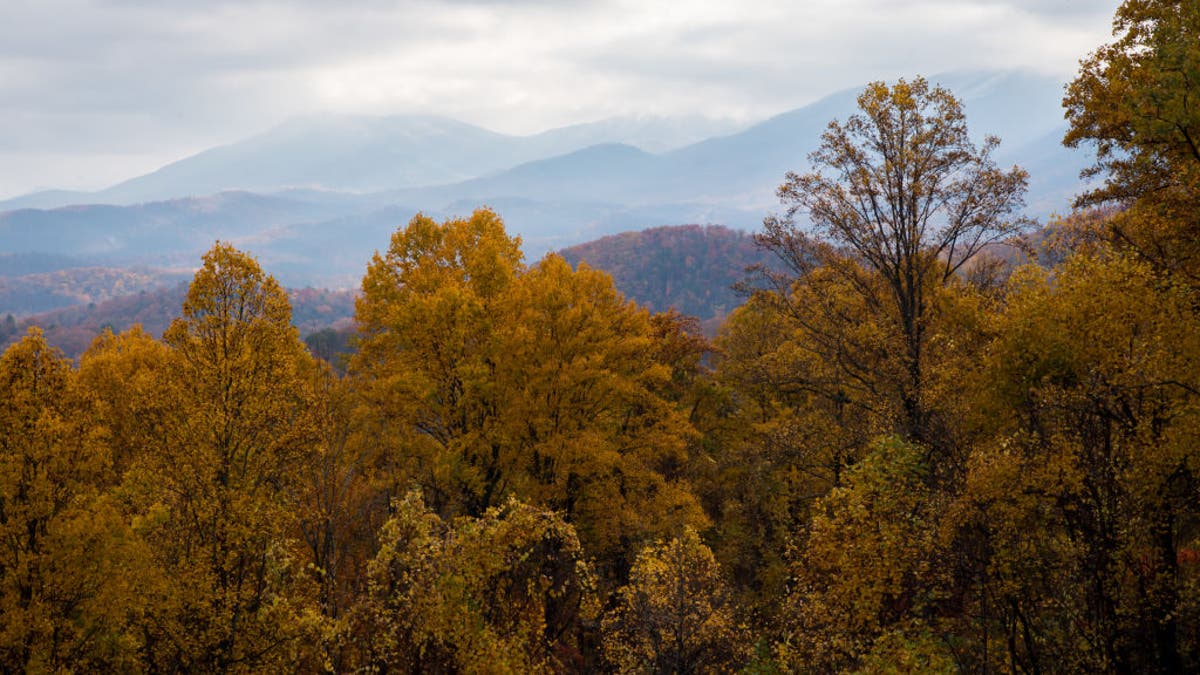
[{"x1": 759, "y1": 77, "x2": 1031, "y2": 446}]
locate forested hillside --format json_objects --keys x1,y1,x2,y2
[
  {"x1": 0, "y1": 266, "x2": 192, "y2": 317},
  {"x1": 559, "y1": 224, "x2": 776, "y2": 330},
  {"x1": 2, "y1": 2, "x2": 1198, "y2": 672},
  {"x1": 0, "y1": 283, "x2": 356, "y2": 358},
  {"x1": 0, "y1": 252, "x2": 91, "y2": 276}
]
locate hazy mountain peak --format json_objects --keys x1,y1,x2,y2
[
  {"x1": 529, "y1": 114, "x2": 746, "y2": 153},
  {"x1": 261, "y1": 112, "x2": 505, "y2": 143},
  {"x1": 0, "y1": 67, "x2": 1085, "y2": 290}
]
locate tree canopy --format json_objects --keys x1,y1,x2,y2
[
  {"x1": 758, "y1": 76, "x2": 1029, "y2": 456},
  {"x1": 4, "y1": 4, "x2": 1200, "y2": 668},
  {"x1": 1065, "y1": 0, "x2": 1200, "y2": 282}
]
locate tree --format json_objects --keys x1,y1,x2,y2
[
  {"x1": 358, "y1": 493, "x2": 598, "y2": 673},
  {"x1": 1064, "y1": 0, "x2": 1200, "y2": 281},
  {"x1": 695, "y1": 292, "x2": 876, "y2": 618},
  {"x1": 75, "y1": 325, "x2": 174, "y2": 480},
  {"x1": 776, "y1": 438, "x2": 946, "y2": 672},
  {"x1": 352, "y1": 209, "x2": 524, "y2": 518},
  {"x1": 601, "y1": 527, "x2": 744, "y2": 673},
  {"x1": 0, "y1": 329, "x2": 146, "y2": 671},
  {"x1": 126, "y1": 243, "x2": 322, "y2": 671},
  {"x1": 0, "y1": 314, "x2": 16, "y2": 343},
  {"x1": 760, "y1": 77, "x2": 1030, "y2": 446},
  {"x1": 495, "y1": 254, "x2": 706, "y2": 572},
  {"x1": 960, "y1": 255, "x2": 1200, "y2": 672},
  {"x1": 293, "y1": 363, "x2": 382, "y2": 671},
  {"x1": 353, "y1": 210, "x2": 707, "y2": 578}
]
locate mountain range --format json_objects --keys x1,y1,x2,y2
[{"x1": 0, "y1": 69, "x2": 1090, "y2": 299}]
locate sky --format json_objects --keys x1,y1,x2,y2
[{"x1": 1, "y1": 0, "x2": 1122, "y2": 199}]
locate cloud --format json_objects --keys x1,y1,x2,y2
[{"x1": 0, "y1": 0, "x2": 1121, "y2": 197}]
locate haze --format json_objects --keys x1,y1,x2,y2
[{"x1": 1, "y1": 0, "x2": 1119, "y2": 199}]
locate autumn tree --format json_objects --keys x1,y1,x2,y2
[
  {"x1": 691, "y1": 291, "x2": 877, "y2": 619},
  {"x1": 952, "y1": 255, "x2": 1200, "y2": 672},
  {"x1": 699, "y1": 263, "x2": 995, "y2": 631},
  {"x1": 358, "y1": 492, "x2": 598, "y2": 672},
  {"x1": 777, "y1": 438, "x2": 948, "y2": 672},
  {"x1": 352, "y1": 208, "x2": 524, "y2": 518},
  {"x1": 125, "y1": 243, "x2": 322, "y2": 671},
  {"x1": 352, "y1": 209, "x2": 706, "y2": 577},
  {"x1": 75, "y1": 325, "x2": 174, "y2": 480},
  {"x1": 760, "y1": 77, "x2": 1030, "y2": 448},
  {"x1": 1064, "y1": 0, "x2": 1200, "y2": 281},
  {"x1": 602, "y1": 527, "x2": 744, "y2": 673},
  {"x1": 494, "y1": 254, "x2": 706, "y2": 571},
  {"x1": 0, "y1": 329, "x2": 145, "y2": 671},
  {"x1": 293, "y1": 363, "x2": 383, "y2": 670}
]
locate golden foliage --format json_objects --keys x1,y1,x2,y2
[
  {"x1": 1064, "y1": 0, "x2": 1200, "y2": 282},
  {"x1": 777, "y1": 438, "x2": 945, "y2": 671},
  {"x1": 359, "y1": 492, "x2": 598, "y2": 673},
  {"x1": 602, "y1": 527, "x2": 745, "y2": 673},
  {"x1": 0, "y1": 329, "x2": 147, "y2": 670},
  {"x1": 353, "y1": 209, "x2": 707, "y2": 576},
  {"x1": 122, "y1": 243, "x2": 324, "y2": 671}
]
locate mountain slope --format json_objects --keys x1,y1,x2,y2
[
  {"x1": 1, "y1": 114, "x2": 743, "y2": 210},
  {"x1": 393, "y1": 143, "x2": 665, "y2": 206},
  {"x1": 527, "y1": 114, "x2": 742, "y2": 154},
  {"x1": 2, "y1": 283, "x2": 357, "y2": 359},
  {"x1": 99, "y1": 115, "x2": 520, "y2": 203},
  {"x1": 0, "y1": 267, "x2": 191, "y2": 318},
  {"x1": 391, "y1": 69, "x2": 1076, "y2": 214},
  {"x1": 559, "y1": 224, "x2": 778, "y2": 329},
  {"x1": 998, "y1": 124, "x2": 1092, "y2": 215},
  {"x1": 0, "y1": 191, "x2": 361, "y2": 263}
]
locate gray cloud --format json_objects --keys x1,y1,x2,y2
[{"x1": 0, "y1": 0, "x2": 1121, "y2": 197}]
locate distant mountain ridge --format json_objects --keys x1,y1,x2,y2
[
  {"x1": 2, "y1": 113, "x2": 743, "y2": 209},
  {"x1": 0, "y1": 69, "x2": 1090, "y2": 293},
  {"x1": 0, "y1": 266, "x2": 192, "y2": 318}
]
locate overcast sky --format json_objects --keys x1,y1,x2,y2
[{"x1": 0, "y1": 0, "x2": 1121, "y2": 199}]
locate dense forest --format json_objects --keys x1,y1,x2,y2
[
  {"x1": 3, "y1": 2, "x2": 1199, "y2": 672},
  {"x1": 0, "y1": 285, "x2": 357, "y2": 359},
  {"x1": 0, "y1": 265, "x2": 192, "y2": 317},
  {"x1": 559, "y1": 225, "x2": 777, "y2": 332}
]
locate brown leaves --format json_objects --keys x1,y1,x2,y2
[
  {"x1": 0, "y1": 329, "x2": 147, "y2": 670},
  {"x1": 762, "y1": 77, "x2": 1031, "y2": 449}
]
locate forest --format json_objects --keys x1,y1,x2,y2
[
  {"x1": 558, "y1": 225, "x2": 777, "y2": 333},
  {"x1": 2, "y1": 1, "x2": 1199, "y2": 672}
]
